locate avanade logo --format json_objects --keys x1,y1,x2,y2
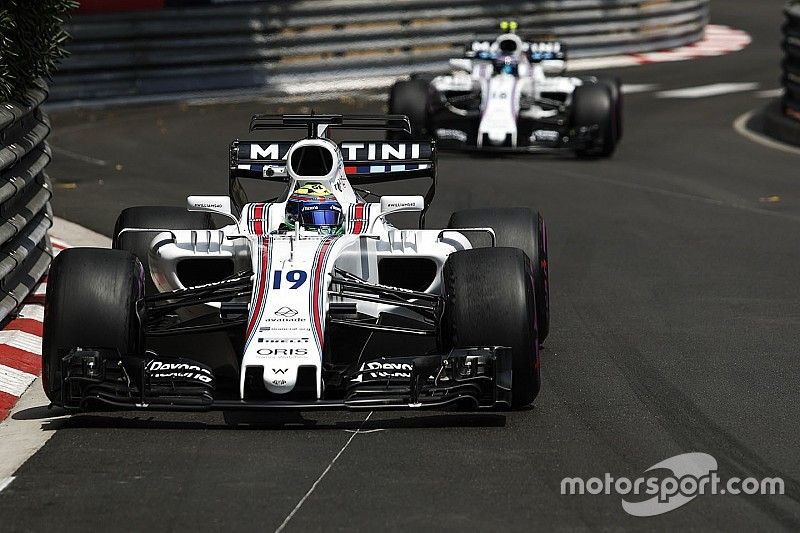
[{"x1": 561, "y1": 452, "x2": 784, "y2": 517}]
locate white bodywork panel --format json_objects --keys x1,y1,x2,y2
[
  {"x1": 147, "y1": 137, "x2": 472, "y2": 399},
  {"x1": 432, "y1": 33, "x2": 586, "y2": 147}
]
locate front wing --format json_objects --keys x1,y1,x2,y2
[{"x1": 55, "y1": 346, "x2": 513, "y2": 411}]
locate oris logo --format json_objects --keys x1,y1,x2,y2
[{"x1": 256, "y1": 348, "x2": 308, "y2": 356}]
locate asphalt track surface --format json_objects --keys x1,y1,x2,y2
[{"x1": 2, "y1": 0, "x2": 800, "y2": 530}]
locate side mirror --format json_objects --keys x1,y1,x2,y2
[
  {"x1": 380, "y1": 195, "x2": 424, "y2": 215},
  {"x1": 449, "y1": 58, "x2": 472, "y2": 72},
  {"x1": 541, "y1": 59, "x2": 566, "y2": 75},
  {"x1": 369, "y1": 196, "x2": 424, "y2": 232},
  {"x1": 187, "y1": 196, "x2": 239, "y2": 227}
]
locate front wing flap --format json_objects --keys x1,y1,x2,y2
[{"x1": 56, "y1": 347, "x2": 512, "y2": 411}]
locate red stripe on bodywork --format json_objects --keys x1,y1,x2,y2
[
  {"x1": 311, "y1": 238, "x2": 336, "y2": 349},
  {"x1": 352, "y1": 204, "x2": 365, "y2": 234}
]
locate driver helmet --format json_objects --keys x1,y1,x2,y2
[
  {"x1": 285, "y1": 183, "x2": 344, "y2": 236},
  {"x1": 494, "y1": 55, "x2": 518, "y2": 76}
]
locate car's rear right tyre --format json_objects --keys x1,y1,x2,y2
[
  {"x1": 441, "y1": 247, "x2": 540, "y2": 409},
  {"x1": 42, "y1": 248, "x2": 144, "y2": 405},
  {"x1": 387, "y1": 78, "x2": 430, "y2": 139},
  {"x1": 112, "y1": 206, "x2": 214, "y2": 295},
  {"x1": 447, "y1": 207, "x2": 549, "y2": 342},
  {"x1": 572, "y1": 83, "x2": 617, "y2": 158}
]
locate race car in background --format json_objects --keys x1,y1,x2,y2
[
  {"x1": 42, "y1": 114, "x2": 550, "y2": 413},
  {"x1": 389, "y1": 22, "x2": 623, "y2": 157}
]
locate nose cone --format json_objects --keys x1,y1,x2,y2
[{"x1": 487, "y1": 130, "x2": 508, "y2": 145}]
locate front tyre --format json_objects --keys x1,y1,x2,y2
[
  {"x1": 447, "y1": 207, "x2": 549, "y2": 342},
  {"x1": 42, "y1": 249, "x2": 144, "y2": 405},
  {"x1": 572, "y1": 84, "x2": 617, "y2": 158},
  {"x1": 441, "y1": 247, "x2": 540, "y2": 408}
]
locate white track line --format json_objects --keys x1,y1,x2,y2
[
  {"x1": 0, "y1": 379, "x2": 69, "y2": 482},
  {"x1": 622, "y1": 84, "x2": 660, "y2": 94},
  {"x1": 0, "y1": 365, "x2": 37, "y2": 397},
  {"x1": 0, "y1": 476, "x2": 14, "y2": 493},
  {"x1": 50, "y1": 216, "x2": 112, "y2": 248},
  {"x1": 50, "y1": 146, "x2": 108, "y2": 167},
  {"x1": 657, "y1": 82, "x2": 759, "y2": 99},
  {"x1": 274, "y1": 411, "x2": 374, "y2": 533},
  {"x1": 733, "y1": 108, "x2": 800, "y2": 157},
  {"x1": 757, "y1": 89, "x2": 784, "y2": 99},
  {"x1": 0, "y1": 217, "x2": 109, "y2": 486},
  {"x1": 0, "y1": 331, "x2": 42, "y2": 356}
]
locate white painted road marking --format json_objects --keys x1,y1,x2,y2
[
  {"x1": 0, "y1": 365, "x2": 37, "y2": 397},
  {"x1": 757, "y1": 89, "x2": 784, "y2": 99},
  {"x1": 733, "y1": 109, "x2": 800, "y2": 157},
  {"x1": 0, "y1": 330, "x2": 43, "y2": 356},
  {"x1": 0, "y1": 476, "x2": 14, "y2": 493},
  {"x1": 622, "y1": 84, "x2": 660, "y2": 95},
  {"x1": 657, "y1": 83, "x2": 759, "y2": 99},
  {"x1": 274, "y1": 411, "x2": 374, "y2": 533}
]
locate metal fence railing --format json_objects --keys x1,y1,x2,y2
[
  {"x1": 0, "y1": 81, "x2": 54, "y2": 323},
  {"x1": 51, "y1": 0, "x2": 710, "y2": 102}
]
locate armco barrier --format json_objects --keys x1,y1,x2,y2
[
  {"x1": 764, "y1": 1, "x2": 800, "y2": 146},
  {"x1": 51, "y1": 0, "x2": 710, "y2": 102},
  {"x1": 782, "y1": 1, "x2": 800, "y2": 122},
  {"x1": 0, "y1": 82, "x2": 54, "y2": 324}
]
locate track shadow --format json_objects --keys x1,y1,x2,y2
[{"x1": 32, "y1": 410, "x2": 507, "y2": 432}]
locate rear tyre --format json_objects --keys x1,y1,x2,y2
[
  {"x1": 447, "y1": 207, "x2": 549, "y2": 342},
  {"x1": 596, "y1": 77, "x2": 623, "y2": 141},
  {"x1": 572, "y1": 84, "x2": 617, "y2": 158},
  {"x1": 387, "y1": 78, "x2": 430, "y2": 139},
  {"x1": 42, "y1": 248, "x2": 144, "y2": 405},
  {"x1": 442, "y1": 248, "x2": 540, "y2": 408},
  {"x1": 112, "y1": 206, "x2": 214, "y2": 295}
]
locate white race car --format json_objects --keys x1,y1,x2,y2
[
  {"x1": 42, "y1": 115, "x2": 549, "y2": 412},
  {"x1": 389, "y1": 28, "x2": 623, "y2": 157}
]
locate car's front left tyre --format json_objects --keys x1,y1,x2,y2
[
  {"x1": 42, "y1": 248, "x2": 144, "y2": 405},
  {"x1": 441, "y1": 247, "x2": 540, "y2": 409}
]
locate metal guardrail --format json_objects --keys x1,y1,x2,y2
[
  {"x1": 783, "y1": 1, "x2": 800, "y2": 122},
  {"x1": 51, "y1": 0, "x2": 710, "y2": 102},
  {"x1": 0, "y1": 82, "x2": 54, "y2": 323}
]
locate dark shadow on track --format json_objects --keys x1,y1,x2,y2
[{"x1": 36, "y1": 411, "x2": 507, "y2": 431}]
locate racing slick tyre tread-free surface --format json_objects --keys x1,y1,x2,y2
[
  {"x1": 572, "y1": 83, "x2": 617, "y2": 158},
  {"x1": 112, "y1": 206, "x2": 215, "y2": 295},
  {"x1": 42, "y1": 249, "x2": 144, "y2": 404},
  {"x1": 447, "y1": 208, "x2": 549, "y2": 342},
  {"x1": 387, "y1": 78, "x2": 430, "y2": 139},
  {"x1": 441, "y1": 247, "x2": 540, "y2": 408},
  {"x1": 597, "y1": 76, "x2": 623, "y2": 141}
]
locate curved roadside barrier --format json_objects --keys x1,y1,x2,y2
[
  {"x1": 52, "y1": 0, "x2": 710, "y2": 102},
  {"x1": 765, "y1": 1, "x2": 800, "y2": 146},
  {"x1": 0, "y1": 82, "x2": 53, "y2": 324}
]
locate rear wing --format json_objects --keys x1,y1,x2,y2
[
  {"x1": 230, "y1": 140, "x2": 436, "y2": 184},
  {"x1": 230, "y1": 139, "x2": 436, "y2": 226},
  {"x1": 228, "y1": 115, "x2": 437, "y2": 225}
]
